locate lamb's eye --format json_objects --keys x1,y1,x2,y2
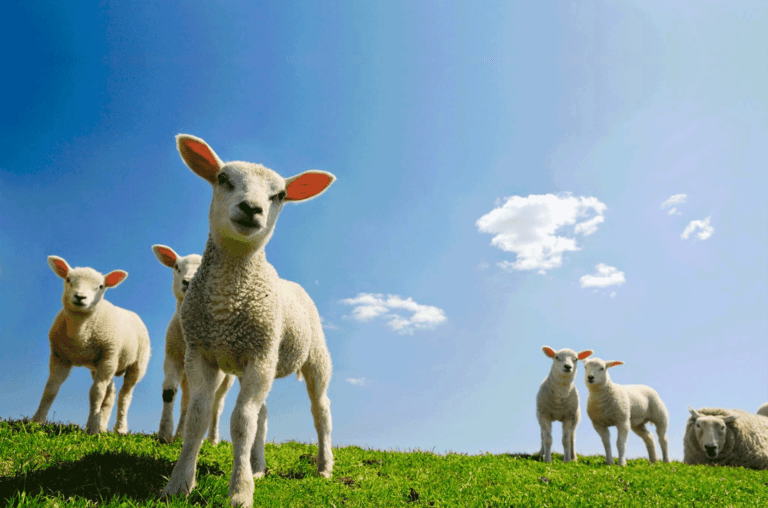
[
  {"x1": 99, "y1": 285, "x2": 104, "y2": 290},
  {"x1": 65, "y1": 277, "x2": 70, "y2": 283},
  {"x1": 271, "y1": 190, "x2": 287, "y2": 202},
  {"x1": 217, "y1": 173, "x2": 233, "y2": 189}
]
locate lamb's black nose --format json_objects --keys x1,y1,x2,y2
[
  {"x1": 74, "y1": 294, "x2": 86, "y2": 302},
  {"x1": 182, "y1": 279, "x2": 190, "y2": 288},
  {"x1": 563, "y1": 365, "x2": 572, "y2": 372},
  {"x1": 238, "y1": 201, "x2": 263, "y2": 216},
  {"x1": 587, "y1": 376, "x2": 594, "y2": 382}
]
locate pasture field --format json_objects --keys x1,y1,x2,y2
[{"x1": 1, "y1": 418, "x2": 766, "y2": 507}]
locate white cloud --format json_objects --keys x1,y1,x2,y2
[
  {"x1": 476, "y1": 259, "x2": 490, "y2": 270},
  {"x1": 610, "y1": 292, "x2": 617, "y2": 298},
  {"x1": 320, "y1": 316, "x2": 338, "y2": 330},
  {"x1": 666, "y1": 207, "x2": 682, "y2": 215},
  {"x1": 681, "y1": 216, "x2": 714, "y2": 240},
  {"x1": 346, "y1": 377, "x2": 367, "y2": 386},
  {"x1": 580, "y1": 263, "x2": 626, "y2": 289},
  {"x1": 661, "y1": 194, "x2": 687, "y2": 210},
  {"x1": 340, "y1": 293, "x2": 447, "y2": 335},
  {"x1": 476, "y1": 193, "x2": 607, "y2": 273}
]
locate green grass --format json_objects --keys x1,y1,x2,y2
[{"x1": 1, "y1": 418, "x2": 767, "y2": 507}]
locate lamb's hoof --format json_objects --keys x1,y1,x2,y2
[
  {"x1": 114, "y1": 425, "x2": 128, "y2": 435},
  {"x1": 229, "y1": 492, "x2": 254, "y2": 508},
  {"x1": 318, "y1": 470, "x2": 332, "y2": 479},
  {"x1": 161, "y1": 480, "x2": 193, "y2": 500},
  {"x1": 208, "y1": 435, "x2": 220, "y2": 445}
]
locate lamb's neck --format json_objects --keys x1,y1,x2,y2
[
  {"x1": 204, "y1": 236, "x2": 277, "y2": 286},
  {"x1": 588, "y1": 379, "x2": 620, "y2": 401},
  {"x1": 62, "y1": 302, "x2": 106, "y2": 339},
  {"x1": 547, "y1": 373, "x2": 575, "y2": 394}
]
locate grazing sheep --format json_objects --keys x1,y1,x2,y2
[
  {"x1": 152, "y1": 244, "x2": 235, "y2": 444},
  {"x1": 583, "y1": 358, "x2": 669, "y2": 465},
  {"x1": 161, "y1": 134, "x2": 335, "y2": 507},
  {"x1": 32, "y1": 256, "x2": 151, "y2": 434},
  {"x1": 536, "y1": 346, "x2": 593, "y2": 463},
  {"x1": 684, "y1": 407, "x2": 768, "y2": 470},
  {"x1": 757, "y1": 403, "x2": 768, "y2": 418}
]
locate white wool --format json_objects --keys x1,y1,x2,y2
[
  {"x1": 161, "y1": 134, "x2": 335, "y2": 508},
  {"x1": 32, "y1": 256, "x2": 150, "y2": 435},
  {"x1": 684, "y1": 407, "x2": 768, "y2": 470},
  {"x1": 757, "y1": 403, "x2": 768, "y2": 418},
  {"x1": 152, "y1": 244, "x2": 234, "y2": 444},
  {"x1": 536, "y1": 346, "x2": 593, "y2": 463},
  {"x1": 582, "y1": 357, "x2": 669, "y2": 466}
]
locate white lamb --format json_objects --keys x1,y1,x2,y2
[
  {"x1": 152, "y1": 244, "x2": 235, "y2": 444},
  {"x1": 684, "y1": 407, "x2": 768, "y2": 470},
  {"x1": 536, "y1": 346, "x2": 593, "y2": 463},
  {"x1": 757, "y1": 403, "x2": 768, "y2": 418},
  {"x1": 583, "y1": 357, "x2": 669, "y2": 465},
  {"x1": 161, "y1": 134, "x2": 335, "y2": 507},
  {"x1": 32, "y1": 256, "x2": 151, "y2": 434}
]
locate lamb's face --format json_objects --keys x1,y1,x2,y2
[
  {"x1": 209, "y1": 162, "x2": 287, "y2": 249},
  {"x1": 584, "y1": 359, "x2": 608, "y2": 387},
  {"x1": 551, "y1": 349, "x2": 579, "y2": 379},
  {"x1": 61, "y1": 268, "x2": 108, "y2": 313},
  {"x1": 172, "y1": 254, "x2": 202, "y2": 301},
  {"x1": 692, "y1": 416, "x2": 731, "y2": 459}
]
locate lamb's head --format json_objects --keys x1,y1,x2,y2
[
  {"x1": 542, "y1": 346, "x2": 593, "y2": 381},
  {"x1": 152, "y1": 245, "x2": 202, "y2": 302},
  {"x1": 688, "y1": 407, "x2": 739, "y2": 459},
  {"x1": 176, "y1": 134, "x2": 335, "y2": 252},
  {"x1": 583, "y1": 357, "x2": 623, "y2": 388},
  {"x1": 48, "y1": 256, "x2": 127, "y2": 314}
]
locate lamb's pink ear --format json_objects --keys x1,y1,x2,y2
[
  {"x1": 577, "y1": 350, "x2": 594, "y2": 360},
  {"x1": 606, "y1": 360, "x2": 624, "y2": 368},
  {"x1": 152, "y1": 244, "x2": 178, "y2": 268},
  {"x1": 176, "y1": 134, "x2": 223, "y2": 184},
  {"x1": 688, "y1": 406, "x2": 700, "y2": 419},
  {"x1": 284, "y1": 171, "x2": 336, "y2": 202},
  {"x1": 542, "y1": 346, "x2": 556, "y2": 358},
  {"x1": 47, "y1": 256, "x2": 71, "y2": 278},
  {"x1": 104, "y1": 270, "x2": 128, "y2": 288},
  {"x1": 723, "y1": 415, "x2": 739, "y2": 425}
]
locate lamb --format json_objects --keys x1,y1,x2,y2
[
  {"x1": 684, "y1": 407, "x2": 768, "y2": 470},
  {"x1": 536, "y1": 346, "x2": 593, "y2": 463},
  {"x1": 757, "y1": 403, "x2": 768, "y2": 418},
  {"x1": 32, "y1": 256, "x2": 151, "y2": 434},
  {"x1": 582, "y1": 357, "x2": 669, "y2": 465},
  {"x1": 152, "y1": 244, "x2": 235, "y2": 444},
  {"x1": 161, "y1": 134, "x2": 335, "y2": 507}
]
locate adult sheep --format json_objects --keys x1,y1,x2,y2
[{"x1": 684, "y1": 407, "x2": 768, "y2": 470}]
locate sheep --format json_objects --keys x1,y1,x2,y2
[
  {"x1": 152, "y1": 244, "x2": 235, "y2": 444},
  {"x1": 536, "y1": 346, "x2": 593, "y2": 463},
  {"x1": 757, "y1": 403, "x2": 768, "y2": 418},
  {"x1": 32, "y1": 256, "x2": 151, "y2": 434},
  {"x1": 684, "y1": 407, "x2": 768, "y2": 470},
  {"x1": 160, "y1": 134, "x2": 335, "y2": 507},
  {"x1": 582, "y1": 357, "x2": 669, "y2": 465}
]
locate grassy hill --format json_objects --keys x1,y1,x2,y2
[{"x1": 1, "y1": 418, "x2": 767, "y2": 507}]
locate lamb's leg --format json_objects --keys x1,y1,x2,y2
[
  {"x1": 616, "y1": 421, "x2": 629, "y2": 466},
  {"x1": 537, "y1": 415, "x2": 553, "y2": 463},
  {"x1": 229, "y1": 365, "x2": 274, "y2": 507},
  {"x1": 250, "y1": 402, "x2": 268, "y2": 478},
  {"x1": 87, "y1": 368, "x2": 116, "y2": 434},
  {"x1": 208, "y1": 374, "x2": 235, "y2": 445},
  {"x1": 159, "y1": 355, "x2": 184, "y2": 443},
  {"x1": 114, "y1": 364, "x2": 143, "y2": 434},
  {"x1": 91, "y1": 370, "x2": 116, "y2": 432},
  {"x1": 162, "y1": 352, "x2": 223, "y2": 499},
  {"x1": 656, "y1": 419, "x2": 670, "y2": 463},
  {"x1": 593, "y1": 423, "x2": 613, "y2": 465},
  {"x1": 562, "y1": 417, "x2": 577, "y2": 463},
  {"x1": 303, "y1": 356, "x2": 334, "y2": 477},
  {"x1": 631, "y1": 423, "x2": 658, "y2": 463},
  {"x1": 32, "y1": 356, "x2": 72, "y2": 423},
  {"x1": 175, "y1": 373, "x2": 190, "y2": 441}
]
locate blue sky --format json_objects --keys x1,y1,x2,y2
[{"x1": 1, "y1": 0, "x2": 766, "y2": 463}]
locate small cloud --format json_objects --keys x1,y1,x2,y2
[
  {"x1": 476, "y1": 193, "x2": 607, "y2": 273},
  {"x1": 667, "y1": 207, "x2": 681, "y2": 215},
  {"x1": 320, "y1": 316, "x2": 339, "y2": 330},
  {"x1": 610, "y1": 292, "x2": 616, "y2": 298},
  {"x1": 580, "y1": 263, "x2": 626, "y2": 289},
  {"x1": 340, "y1": 293, "x2": 447, "y2": 335},
  {"x1": 315, "y1": 280, "x2": 319, "y2": 285},
  {"x1": 476, "y1": 259, "x2": 490, "y2": 271},
  {"x1": 661, "y1": 194, "x2": 687, "y2": 210},
  {"x1": 346, "y1": 377, "x2": 367, "y2": 386},
  {"x1": 681, "y1": 217, "x2": 714, "y2": 240}
]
